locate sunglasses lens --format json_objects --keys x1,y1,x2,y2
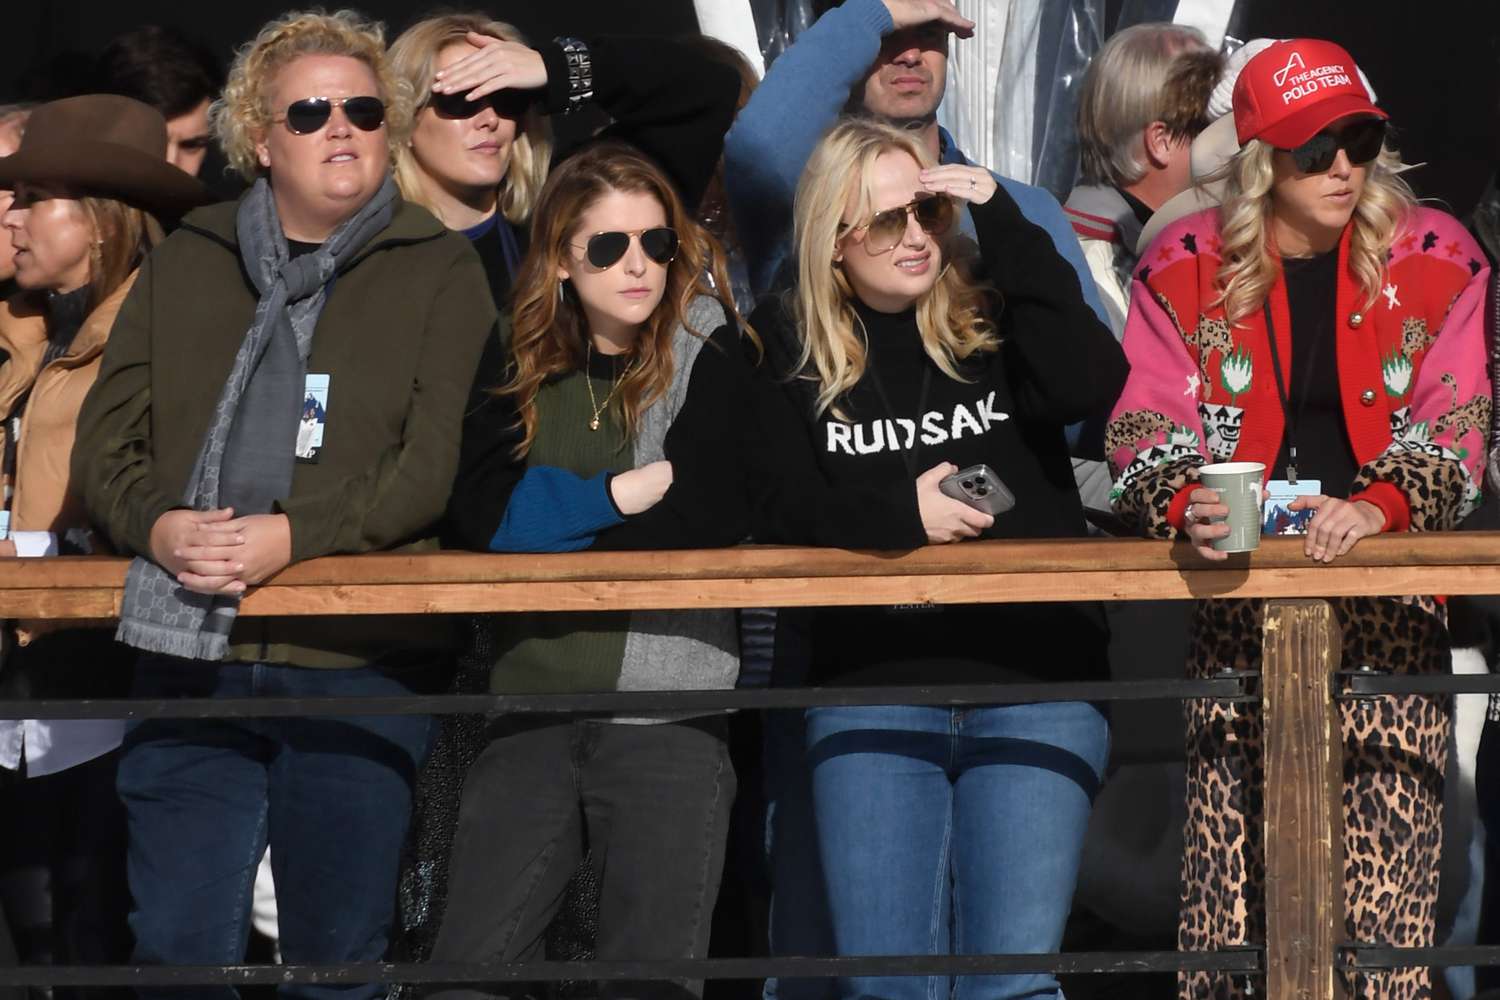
[
  {"x1": 914, "y1": 195, "x2": 954, "y2": 235},
  {"x1": 285, "y1": 99, "x2": 331, "y2": 135},
  {"x1": 343, "y1": 97, "x2": 386, "y2": 131},
  {"x1": 429, "y1": 91, "x2": 475, "y2": 119},
  {"x1": 586, "y1": 232, "x2": 631, "y2": 269},
  {"x1": 866, "y1": 206, "x2": 909, "y2": 253},
  {"x1": 430, "y1": 91, "x2": 529, "y2": 120},
  {"x1": 1343, "y1": 120, "x2": 1386, "y2": 164},
  {"x1": 639, "y1": 228, "x2": 679, "y2": 265},
  {"x1": 1290, "y1": 133, "x2": 1338, "y2": 173},
  {"x1": 489, "y1": 91, "x2": 532, "y2": 119}
]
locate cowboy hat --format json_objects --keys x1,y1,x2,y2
[{"x1": 0, "y1": 94, "x2": 212, "y2": 216}]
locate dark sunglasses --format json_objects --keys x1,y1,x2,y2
[
  {"x1": 427, "y1": 89, "x2": 532, "y2": 121},
  {"x1": 570, "y1": 227, "x2": 680, "y2": 269},
  {"x1": 1283, "y1": 118, "x2": 1386, "y2": 174},
  {"x1": 274, "y1": 96, "x2": 386, "y2": 135},
  {"x1": 850, "y1": 193, "x2": 956, "y2": 254}
]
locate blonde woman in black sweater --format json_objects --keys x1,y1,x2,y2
[{"x1": 747, "y1": 118, "x2": 1127, "y2": 1000}]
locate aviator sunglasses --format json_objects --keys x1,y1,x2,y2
[
  {"x1": 273, "y1": 95, "x2": 386, "y2": 135},
  {"x1": 848, "y1": 192, "x2": 956, "y2": 255},
  {"x1": 1283, "y1": 118, "x2": 1386, "y2": 174},
  {"x1": 570, "y1": 227, "x2": 680, "y2": 269},
  {"x1": 427, "y1": 89, "x2": 533, "y2": 121}
]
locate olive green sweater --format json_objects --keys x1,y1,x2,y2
[{"x1": 73, "y1": 196, "x2": 496, "y2": 668}]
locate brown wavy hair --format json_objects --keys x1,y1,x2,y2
[
  {"x1": 80, "y1": 195, "x2": 162, "y2": 312},
  {"x1": 499, "y1": 142, "x2": 753, "y2": 457}
]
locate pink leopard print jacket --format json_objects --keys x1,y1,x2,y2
[{"x1": 1106, "y1": 206, "x2": 1491, "y2": 538}]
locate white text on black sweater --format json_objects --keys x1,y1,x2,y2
[{"x1": 825, "y1": 391, "x2": 1011, "y2": 455}]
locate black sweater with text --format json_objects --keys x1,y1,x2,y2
[{"x1": 749, "y1": 189, "x2": 1129, "y2": 685}]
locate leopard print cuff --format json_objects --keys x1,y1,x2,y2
[
  {"x1": 1351, "y1": 451, "x2": 1473, "y2": 532},
  {"x1": 1114, "y1": 455, "x2": 1203, "y2": 539}
]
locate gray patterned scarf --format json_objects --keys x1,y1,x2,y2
[{"x1": 116, "y1": 175, "x2": 399, "y2": 659}]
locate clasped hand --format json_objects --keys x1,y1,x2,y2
[{"x1": 149, "y1": 508, "x2": 292, "y2": 596}]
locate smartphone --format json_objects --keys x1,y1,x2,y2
[{"x1": 939, "y1": 464, "x2": 1016, "y2": 516}]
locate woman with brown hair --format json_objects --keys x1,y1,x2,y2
[
  {"x1": 432, "y1": 139, "x2": 752, "y2": 1000},
  {"x1": 0, "y1": 92, "x2": 209, "y2": 992}
]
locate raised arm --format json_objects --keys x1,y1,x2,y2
[
  {"x1": 724, "y1": 0, "x2": 896, "y2": 297},
  {"x1": 968, "y1": 189, "x2": 1127, "y2": 425},
  {"x1": 431, "y1": 30, "x2": 740, "y2": 214}
]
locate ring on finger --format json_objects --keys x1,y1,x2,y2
[{"x1": 1184, "y1": 503, "x2": 1198, "y2": 525}]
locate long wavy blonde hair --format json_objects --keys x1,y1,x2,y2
[
  {"x1": 213, "y1": 10, "x2": 414, "y2": 181},
  {"x1": 389, "y1": 13, "x2": 553, "y2": 226},
  {"x1": 792, "y1": 119, "x2": 998, "y2": 419},
  {"x1": 499, "y1": 142, "x2": 751, "y2": 458},
  {"x1": 1211, "y1": 134, "x2": 1415, "y2": 324}
]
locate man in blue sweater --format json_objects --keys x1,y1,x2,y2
[{"x1": 724, "y1": 0, "x2": 1105, "y2": 324}]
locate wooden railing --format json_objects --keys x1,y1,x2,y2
[
  {"x1": 6, "y1": 531, "x2": 1500, "y2": 1000},
  {"x1": 7, "y1": 532, "x2": 1500, "y2": 619}
]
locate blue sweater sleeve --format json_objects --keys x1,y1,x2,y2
[
  {"x1": 724, "y1": 0, "x2": 894, "y2": 298},
  {"x1": 489, "y1": 467, "x2": 625, "y2": 553}
]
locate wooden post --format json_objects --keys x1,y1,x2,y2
[{"x1": 1262, "y1": 599, "x2": 1344, "y2": 1000}]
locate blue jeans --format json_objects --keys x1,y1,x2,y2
[
  {"x1": 117, "y1": 656, "x2": 438, "y2": 1000},
  {"x1": 805, "y1": 702, "x2": 1110, "y2": 1000}
]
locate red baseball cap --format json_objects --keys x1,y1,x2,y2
[{"x1": 1231, "y1": 39, "x2": 1386, "y2": 149}]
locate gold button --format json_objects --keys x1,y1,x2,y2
[
  {"x1": 1349, "y1": 312, "x2": 1364, "y2": 328},
  {"x1": 1360, "y1": 389, "x2": 1377, "y2": 405}
]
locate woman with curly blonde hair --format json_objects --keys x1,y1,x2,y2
[
  {"x1": 72, "y1": 10, "x2": 495, "y2": 994},
  {"x1": 1106, "y1": 39, "x2": 1492, "y2": 999},
  {"x1": 749, "y1": 117, "x2": 1125, "y2": 1000}
]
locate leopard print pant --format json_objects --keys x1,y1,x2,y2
[{"x1": 1178, "y1": 597, "x2": 1450, "y2": 1000}]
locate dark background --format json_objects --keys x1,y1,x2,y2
[
  {"x1": 4, "y1": 0, "x2": 1499, "y2": 216},
  {"x1": 2, "y1": 1, "x2": 699, "y2": 92},
  {"x1": 1232, "y1": 0, "x2": 1500, "y2": 228}
]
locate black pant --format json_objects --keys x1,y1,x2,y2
[
  {"x1": 0, "y1": 751, "x2": 132, "y2": 1000},
  {"x1": 429, "y1": 715, "x2": 735, "y2": 1000}
]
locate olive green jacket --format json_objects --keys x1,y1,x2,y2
[{"x1": 73, "y1": 196, "x2": 496, "y2": 667}]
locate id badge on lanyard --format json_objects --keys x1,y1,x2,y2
[{"x1": 1261, "y1": 301, "x2": 1324, "y2": 536}]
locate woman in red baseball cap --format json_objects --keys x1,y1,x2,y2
[{"x1": 1105, "y1": 38, "x2": 1491, "y2": 999}]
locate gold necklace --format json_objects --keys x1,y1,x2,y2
[{"x1": 584, "y1": 341, "x2": 631, "y2": 431}]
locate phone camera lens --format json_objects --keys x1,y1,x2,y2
[
  {"x1": 976, "y1": 486, "x2": 989, "y2": 496},
  {"x1": 961, "y1": 480, "x2": 973, "y2": 491},
  {"x1": 974, "y1": 475, "x2": 987, "y2": 485}
]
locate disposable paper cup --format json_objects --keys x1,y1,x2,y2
[{"x1": 1197, "y1": 462, "x2": 1265, "y2": 553}]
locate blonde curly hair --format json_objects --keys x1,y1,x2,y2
[
  {"x1": 389, "y1": 13, "x2": 552, "y2": 227},
  {"x1": 1210, "y1": 136, "x2": 1415, "y2": 324},
  {"x1": 212, "y1": 9, "x2": 414, "y2": 181}
]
